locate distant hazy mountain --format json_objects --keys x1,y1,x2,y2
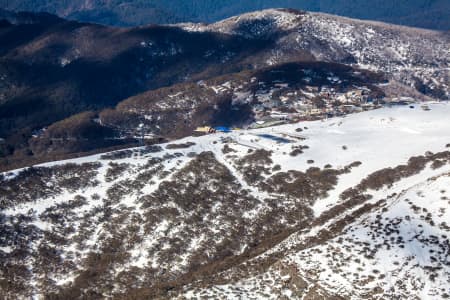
[{"x1": 0, "y1": 0, "x2": 449, "y2": 30}]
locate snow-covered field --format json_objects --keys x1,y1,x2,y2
[{"x1": 2, "y1": 103, "x2": 450, "y2": 298}]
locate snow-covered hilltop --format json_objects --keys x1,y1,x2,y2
[
  {"x1": 2, "y1": 103, "x2": 450, "y2": 299},
  {"x1": 181, "y1": 9, "x2": 450, "y2": 100}
]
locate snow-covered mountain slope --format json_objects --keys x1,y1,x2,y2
[
  {"x1": 1, "y1": 103, "x2": 450, "y2": 298},
  {"x1": 181, "y1": 9, "x2": 450, "y2": 100},
  {"x1": 183, "y1": 170, "x2": 450, "y2": 299}
]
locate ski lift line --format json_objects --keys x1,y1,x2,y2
[
  {"x1": 247, "y1": 132, "x2": 294, "y2": 144},
  {"x1": 273, "y1": 131, "x2": 308, "y2": 140},
  {"x1": 233, "y1": 138, "x2": 267, "y2": 150}
]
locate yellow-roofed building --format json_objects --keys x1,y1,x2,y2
[{"x1": 195, "y1": 126, "x2": 216, "y2": 133}]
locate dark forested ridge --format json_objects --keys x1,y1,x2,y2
[
  {"x1": 0, "y1": 0, "x2": 449, "y2": 30},
  {"x1": 0, "y1": 10, "x2": 275, "y2": 170}
]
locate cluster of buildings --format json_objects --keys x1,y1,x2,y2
[{"x1": 249, "y1": 85, "x2": 383, "y2": 128}]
